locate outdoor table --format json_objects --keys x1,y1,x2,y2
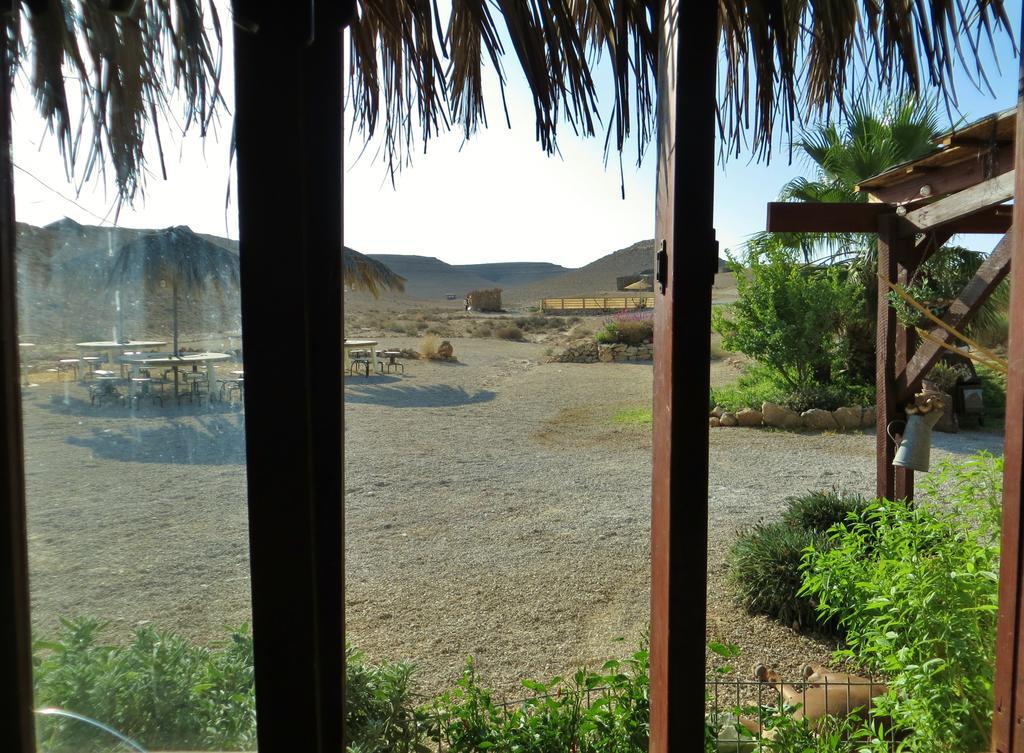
[
  {"x1": 77, "y1": 340, "x2": 168, "y2": 374},
  {"x1": 378, "y1": 350, "x2": 404, "y2": 373},
  {"x1": 18, "y1": 342, "x2": 35, "y2": 387},
  {"x1": 344, "y1": 339, "x2": 378, "y2": 372},
  {"x1": 121, "y1": 352, "x2": 232, "y2": 400}
]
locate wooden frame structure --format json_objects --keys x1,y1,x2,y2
[
  {"x1": 767, "y1": 104, "x2": 1024, "y2": 750},
  {"x1": 766, "y1": 108, "x2": 1015, "y2": 501}
]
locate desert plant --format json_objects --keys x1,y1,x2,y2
[
  {"x1": 494, "y1": 325, "x2": 524, "y2": 340},
  {"x1": 419, "y1": 334, "x2": 442, "y2": 359},
  {"x1": 345, "y1": 645, "x2": 423, "y2": 753},
  {"x1": 801, "y1": 453, "x2": 1003, "y2": 751},
  {"x1": 729, "y1": 522, "x2": 832, "y2": 632},
  {"x1": 779, "y1": 381, "x2": 874, "y2": 413},
  {"x1": 713, "y1": 249, "x2": 861, "y2": 390},
  {"x1": 781, "y1": 490, "x2": 868, "y2": 534},
  {"x1": 711, "y1": 365, "x2": 787, "y2": 412}
]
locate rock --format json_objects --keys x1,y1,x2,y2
[
  {"x1": 832, "y1": 406, "x2": 862, "y2": 430},
  {"x1": 719, "y1": 412, "x2": 738, "y2": 427},
  {"x1": 438, "y1": 341, "x2": 454, "y2": 359},
  {"x1": 801, "y1": 408, "x2": 838, "y2": 430},
  {"x1": 598, "y1": 345, "x2": 615, "y2": 362},
  {"x1": 709, "y1": 416, "x2": 720, "y2": 428},
  {"x1": 861, "y1": 406, "x2": 876, "y2": 428},
  {"x1": 736, "y1": 408, "x2": 763, "y2": 427},
  {"x1": 761, "y1": 402, "x2": 801, "y2": 428},
  {"x1": 711, "y1": 405, "x2": 726, "y2": 418}
]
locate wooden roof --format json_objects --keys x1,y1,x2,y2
[{"x1": 856, "y1": 108, "x2": 1015, "y2": 197}]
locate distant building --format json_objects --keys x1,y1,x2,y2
[
  {"x1": 616, "y1": 273, "x2": 654, "y2": 291},
  {"x1": 466, "y1": 288, "x2": 502, "y2": 311}
]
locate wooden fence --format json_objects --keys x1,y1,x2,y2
[{"x1": 540, "y1": 296, "x2": 655, "y2": 312}]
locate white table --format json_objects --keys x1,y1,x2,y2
[
  {"x1": 77, "y1": 340, "x2": 168, "y2": 374},
  {"x1": 344, "y1": 339, "x2": 378, "y2": 373},
  {"x1": 18, "y1": 343, "x2": 35, "y2": 387},
  {"x1": 121, "y1": 352, "x2": 232, "y2": 399}
]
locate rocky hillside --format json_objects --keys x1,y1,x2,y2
[
  {"x1": 503, "y1": 240, "x2": 656, "y2": 303},
  {"x1": 366, "y1": 255, "x2": 570, "y2": 300}
]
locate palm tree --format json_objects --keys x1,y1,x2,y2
[
  {"x1": 6, "y1": 2, "x2": 1012, "y2": 200},
  {"x1": 343, "y1": 248, "x2": 405, "y2": 296},
  {"x1": 749, "y1": 97, "x2": 943, "y2": 264}
]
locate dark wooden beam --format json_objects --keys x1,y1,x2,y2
[
  {"x1": 896, "y1": 231, "x2": 1012, "y2": 402},
  {"x1": 235, "y1": 7, "x2": 345, "y2": 753},
  {"x1": 767, "y1": 202, "x2": 892, "y2": 233},
  {"x1": 876, "y1": 216, "x2": 915, "y2": 501},
  {"x1": 863, "y1": 144, "x2": 1014, "y2": 206},
  {"x1": 0, "y1": 11, "x2": 36, "y2": 752},
  {"x1": 767, "y1": 201, "x2": 1011, "y2": 234},
  {"x1": 992, "y1": 30, "x2": 1024, "y2": 752},
  {"x1": 904, "y1": 172, "x2": 1014, "y2": 232},
  {"x1": 649, "y1": 0, "x2": 717, "y2": 749}
]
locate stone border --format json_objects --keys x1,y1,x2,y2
[
  {"x1": 709, "y1": 402, "x2": 876, "y2": 430},
  {"x1": 548, "y1": 341, "x2": 653, "y2": 364}
]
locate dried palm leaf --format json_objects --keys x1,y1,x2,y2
[{"x1": 6, "y1": 0, "x2": 1015, "y2": 198}]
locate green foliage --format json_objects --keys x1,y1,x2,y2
[
  {"x1": 594, "y1": 320, "x2": 653, "y2": 345},
  {"x1": 711, "y1": 365, "x2": 788, "y2": 412},
  {"x1": 33, "y1": 618, "x2": 257, "y2": 752},
  {"x1": 713, "y1": 249, "x2": 860, "y2": 390},
  {"x1": 345, "y1": 646, "x2": 425, "y2": 753},
  {"x1": 612, "y1": 408, "x2": 652, "y2": 427},
  {"x1": 781, "y1": 489, "x2": 868, "y2": 534},
  {"x1": 778, "y1": 381, "x2": 874, "y2": 413},
  {"x1": 729, "y1": 522, "x2": 827, "y2": 631},
  {"x1": 978, "y1": 363, "x2": 1007, "y2": 425},
  {"x1": 423, "y1": 645, "x2": 649, "y2": 753},
  {"x1": 800, "y1": 453, "x2": 1003, "y2": 752}
]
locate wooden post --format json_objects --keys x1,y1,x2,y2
[
  {"x1": 0, "y1": 8, "x2": 36, "y2": 751},
  {"x1": 650, "y1": 1, "x2": 718, "y2": 749},
  {"x1": 875, "y1": 216, "x2": 915, "y2": 501},
  {"x1": 992, "y1": 28, "x2": 1024, "y2": 753},
  {"x1": 234, "y1": 6, "x2": 346, "y2": 752}
]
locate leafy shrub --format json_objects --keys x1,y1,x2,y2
[
  {"x1": 345, "y1": 645, "x2": 422, "y2": 753},
  {"x1": 419, "y1": 334, "x2": 442, "y2": 359},
  {"x1": 779, "y1": 381, "x2": 874, "y2": 413},
  {"x1": 33, "y1": 619, "x2": 257, "y2": 752},
  {"x1": 712, "y1": 249, "x2": 860, "y2": 390},
  {"x1": 594, "y1": 317, "x2": 653, "y2": 345},
  {"x1": 424, "y1": 644, "x2": 649, "y2": 753},
  {"x1": 711, "y1": 365, "x2": 787, "y2": 412},
  {"x1": 493, "y1": 325, "x2": 524, "y2": 340},
  {"x1": 978, "y1": 363, "x2": 1007, "y2": 424},
  {"x1": 729, "y1": 522, "x2": 829, "y2": 632},
  {"x1": 781, "y1": 489, "x2": 868, "y2": 534},
  {"x1": 800, "y1": 452, "x2": 1003, "y2": 751}
]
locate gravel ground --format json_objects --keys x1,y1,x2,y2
[{"x1": 21, "y1": 337, "x2": 1004, "y2": 702}]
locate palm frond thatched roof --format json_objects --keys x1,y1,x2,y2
[
  {"x1": 343, "y1": 246, "x2": 405, "y2": 296},
  {"x1": 7, "y1": 1, "x2": 1014, "y2": 198},
  {"x1": 108, "y1": 225, "x2": 241, "y2": 293}
]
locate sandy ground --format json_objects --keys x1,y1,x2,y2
[{"x1": 21, "y1": 337, "x2": 1003, "y2": 701}]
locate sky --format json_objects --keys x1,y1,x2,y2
[{"x1": 8, "y1": 6, "x2": 1022, "y2": 269}]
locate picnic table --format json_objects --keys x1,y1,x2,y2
[
  {"x1": 121, "y1": 352, "x2": 232, "y2": 399},
  {"x1": 76, "y1": 340, "x2": 168, "y2": 375},
  {"x1": 344, "y1": 339, "x2": 378, "y2": 373}
]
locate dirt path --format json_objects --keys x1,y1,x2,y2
[{"x1": 20, "y1": 337, "x2": 1003, "y2": 699}]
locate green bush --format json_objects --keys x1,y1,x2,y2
[
  {"x1": 978, "y1": 363, "x2": 1007, "y2": 425},
  {"x1": 593, "y1": 320, "x2": 653, "y2": 345},
  {"x1": 710, "y1": 365, "x2": 787, "y2": 412},
  {"x1": 345, "y1": 645, "x2": 422, "y2": 753},
  {"x1": 594, "y1": 322, "x2": 619, "y2": 344},
  {"x1": 33, "y1": 619, "x2": 257, "y2": 752},
  {"x1": 779, "y1": 381, "x2": 874, "y2": 413},
  {"x1": 800, "y1": 452, "x2": 1003, "y2": 752},
  {"x1": 729, "y1": 522, "x2": 829, "y2": 632},
  {"x1": 781, "y1": 489, "x2": 868, "y2": 534},
  {"x1": 32, "y1": 621, "x2": 424, "y2": 753},
  {"x1": 424, "y1": 645, "x2": 649, "y2": 753},
  {"x1": 712, "y1": 249, "x2": 860, "y2": 390}
]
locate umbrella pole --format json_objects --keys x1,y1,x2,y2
[{"x1": 172, "y1": 279, "x2": 180, "y2": 396}]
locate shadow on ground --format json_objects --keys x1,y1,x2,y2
[
  {"x1": 66, "y1": 416, "x2": 246, "y2": 465},
  {"x1": 344, "y1": 383, "x2": 495, "y2": 408},
  {"x1": 42, "y1": 394, "x2": 243, "y2": 420}
]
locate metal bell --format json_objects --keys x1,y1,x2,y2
[{"x1": 893, "y1": 409, "x2": 944, "y2": 472}]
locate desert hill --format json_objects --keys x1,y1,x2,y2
[
  {"x1": 503, "y1": 240, "x2": 656, "y2": 304},
  {"x1": 456, "y1": 261, "x2": 570, "y2": 288}
]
